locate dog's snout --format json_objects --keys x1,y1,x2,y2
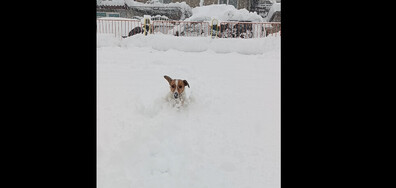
[{"x1": 174, "y1": 92, "x2": 179, "y2": 99}]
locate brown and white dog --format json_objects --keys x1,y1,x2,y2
[{"x1": 164, "y1": 75, "x2": 190, "y2": 107}]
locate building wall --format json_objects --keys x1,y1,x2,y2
[
  {"x1": 238, "y1": 0, "x2": 249, "y2": 9},
  {"x1": 171, "y1": 0, "x2": 200, "y2": 7},
  {"x1": 203, "y1": 0, "x2": 218, "y2": 6},
  {"x1": 97, "y1": 8, "x2": 137, "y2": 18}
]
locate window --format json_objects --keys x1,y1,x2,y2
[
  {"x1": 96, "y1": 12, "x2": 120, "y2": 18},
  {"x1": 229, "y1": 0, "x2": 238, "y2": 8},
  {"x1": 108, "y1": 13, "x2": 120, "y2": 17},
  {"x1": 97, "y1": 12, "x2": 106, "y2": 18},
  {"x1": 219, "y1": 0, "x2": 238, "y2": 9}
]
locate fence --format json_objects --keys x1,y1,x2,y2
[
  {"x1": 97, "y1": 18, "x2": 281, "y2": 39},
  {"x1": 217, "y1": 22, "x2": 281, "y2": 38},
  {"x1": 152, "y1": 21, "x2": 211, "y2": 37},
  {"x1": 96, "y1": 18, "x2": 142, "y2": 38}
]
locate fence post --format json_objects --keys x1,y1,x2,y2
[{"x1": 211, "y1": 19, "x2": 219, "y2": 38}]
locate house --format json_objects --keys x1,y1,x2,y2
[
  {"x1": 97, "y1": 0, "x2": 280, "y2": 21},
  {"x1": 96, "y1": 0, "x2": 192, "y2": 20}
]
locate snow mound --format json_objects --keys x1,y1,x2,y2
[
  {"x1": 266, "y1": 3, "x2": 281, "y2": 22},
  {"x1": 97, "y1": 33, "x2": 280, "y2": 55},
  {"x1": 97, "y1": 34, "x2": 122, "y2": 48},
  {"x1": 186, "y1": 4, "x2": 264, "y2": 22}
]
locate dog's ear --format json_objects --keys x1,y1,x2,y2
[
  {"x1": 183, "y1": 80, "x2": 190, "y2": 88},
  {"x1": 164, "y1": 75, "x2": 172, "y2": 84}
]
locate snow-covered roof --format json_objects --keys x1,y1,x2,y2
[
  {"x1": 97, "y1": 0, "x2": 192, "y2": 20},
  {"x1": 97, "y1": 0, "x2": 189, "y2": 9},
  {"x1": 97, "y1": 0, "x2": 128, "y2": 6}
]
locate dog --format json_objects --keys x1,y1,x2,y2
[
  {"x1": 164, "y1": 75, "x2": 190, "y2": 107},
  {"x1": 123, "y1": 25, "x2": 152, "y2": 38}
]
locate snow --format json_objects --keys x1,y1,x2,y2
[
  {"x1": 265, "y1": 3, "x2": 281, "y2": 22},
  {"x1": 186, "y1": 4, "x2": 264, "y2": 22},
  {"x1": 97, "y1": 34, "x2": 280, "y2": 188},
  {"x1": 115, "y1": 33, "x2": 280, "y2": 55},
  {"x1": 97, "y1": 0, "x2": 126, "y2": 6},
  {"x1": 97, "y1": 0, "x2": 140, "y2": 6}
]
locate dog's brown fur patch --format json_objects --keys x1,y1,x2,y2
[{"x1": 164, "y1": 75, "x2": 190, "y2": 94}]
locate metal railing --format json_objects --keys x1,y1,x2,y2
[
  {"x1": 96, "y1": 18, "x2": 142, "y2": 37},
  {"x1": 97, "y1": 18, "x2": 281, "y2": 38},
  {"x1": 217, "y1": 22, "x2": 281, "y2": 38},
  {"x1": 152, "y1": 20, "x2": 211, "y2": 37}
]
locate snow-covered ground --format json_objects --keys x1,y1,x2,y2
[{"x1": 97, "y1": 33, "x2": 280, "y2": 188}]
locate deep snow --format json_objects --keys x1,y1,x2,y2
[{"x1": 97, "y1": 33, "x2": 280, "y2": 188}]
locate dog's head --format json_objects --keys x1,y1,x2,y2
[{"x1": 164, "y1": 75, "x2": 189, "y2": 99}]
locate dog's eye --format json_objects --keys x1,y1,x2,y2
[
  {"x1": 178, "y1": 86, "x2": 182, "y2": 89},
  {"x1": 171, "y1": 85, "x2": 175, "y2": 88}
]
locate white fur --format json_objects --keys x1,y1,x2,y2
[
  {"x1": 175, "y1": 79, "x2": 179, "y2": 92},
  {"x1": 166, "y1": 90, "x2": 187, "y2": 108}
]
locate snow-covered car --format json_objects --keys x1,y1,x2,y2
[
  {"x1": 217, "y1": 20, "x2": 253, "y2": 38},
  {"x1": 212, "y1": 20, "x2": 269, "y2": 39},
  {"x1": 173, "y1": 5, "x2": 266, "y2": 38},
  {"x1": 150, "y1": 15, "x2": 177, "y2": 34},
  {"x1": 171, "y1": 21, "x2": 210, "y2": 37},
  {"x1": 151, "y1": 15, "x2": 171, "y2": 21},
  {"x1": 169, "y1": 19, "x2": 266, "y2": 38}
]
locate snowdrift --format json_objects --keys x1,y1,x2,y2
[{"x1": 97, "y1": 33, "x2": 280, "y2": 55}]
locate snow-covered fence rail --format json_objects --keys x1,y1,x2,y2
[
  {"x1": 96, "y1": 18, "x2": 281, "y2": 39},
  {"x1": 152, "y1": 21, "x2": 280, "y2": 38},
  {"x1": 97, "y1": 18, "x2": 142, "y2": 38},
  {"x1": 217, "y1": 22, "x2": 281, "y2": 38},
  {"x1": 152, "y1": 21, "x2": 210, "y2": 37}
]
